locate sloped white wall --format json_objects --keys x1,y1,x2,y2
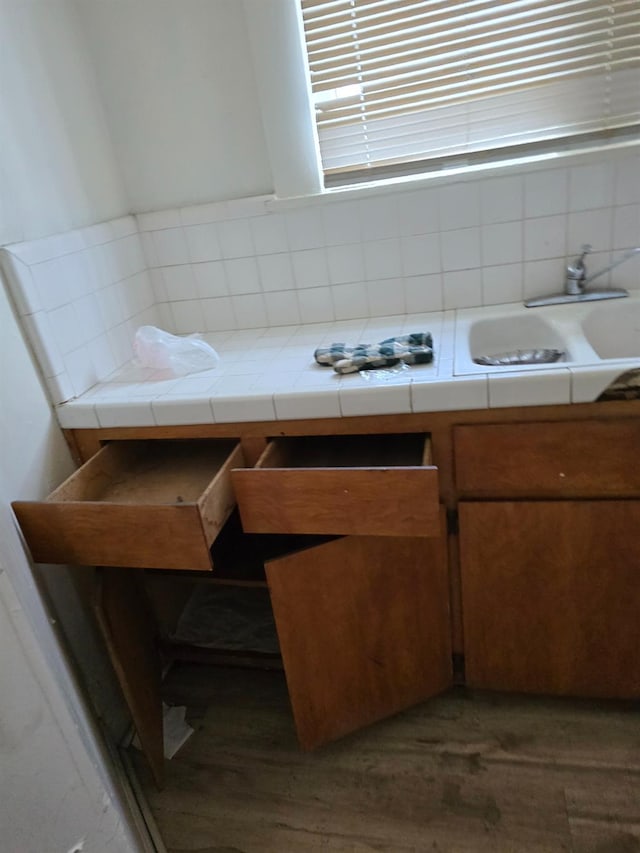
[
  {"x1": 75, "y1": 0, "x2": 274, "y2": 211},
  {"x1": 0, "y1": 0, "x2": 128, "y2": 245}
]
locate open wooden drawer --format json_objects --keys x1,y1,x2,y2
[
  {"x1": 232, "y1": 433, "x2": 440, "y2": 537},
  {"x1": 13, "y1": 439, "x2": 245, "y2": 571}
]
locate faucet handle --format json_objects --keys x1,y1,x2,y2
[
  {"x1": 577, "y1": 244, "x2": 592, "y2": 266},
  {"x1": 568, "y1": 244, "x2": 592, "y2": 276},
  {"x1": 565, "y1": 244, "x2": 592, "y2": 294}
]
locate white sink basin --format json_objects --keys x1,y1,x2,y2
[
  {"x1": 454, "y1": 292, "x2": 640, "y2": 376},
  {"x1": 468, "y1": 314, "x2": 568, "y2": 363},
  {"x1": 581, "y1": 300, "x2": 640, "y2": 359},
  {"x1": 455, "y1": 307, "x2": 574, "y2": 374}
]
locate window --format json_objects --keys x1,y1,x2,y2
[{"x1": 300, "y1": 0, "x2": 640, "y2": 186}]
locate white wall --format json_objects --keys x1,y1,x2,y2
[
  {"x1": 75, "y1": 0, "x2": 274, "y2": 212},
  {"x1": 0, "y1": 1, "x2": 141, "y2": 849},
  {"x1": 0, "y1": 0, "x2": 128, "y2": 245},
  {"x1": 0, "y1": 282, "x2": 140, "y2": 853}
]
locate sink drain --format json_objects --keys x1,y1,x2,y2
[{"x1": 473, "y1": 348, "x2": 565, "y2": 366}]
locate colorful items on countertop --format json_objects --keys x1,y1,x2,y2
[{"x1": 315, "y1": 332, "x2": 433, "y2": 374}]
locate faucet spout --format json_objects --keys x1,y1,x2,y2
[{"x1": 584, "y1": 246, "x2": 640, "y2": 286}]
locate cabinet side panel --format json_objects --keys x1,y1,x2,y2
[{"x1": 94, "y1": 568, "x2": 164, "y2": 788}]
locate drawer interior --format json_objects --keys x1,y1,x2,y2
[
  {"x1": 258, "y1": 433, "x2": 432, "y2": 470},
  {"x1": 51, "y1": 439, "x2": 239, "y2": 505}
]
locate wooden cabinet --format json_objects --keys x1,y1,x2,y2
[
  {"x1": 455, "y1": 416, "x2": 640, "y2": 700},
  {"x1": 14, "y1": 402, "x2": 640, "y2": 786},
  {"x1": 459, "y1": 501, "x2": 640, "y2": 698},
  {"x1": 13, "y1": 428, "x2": 449, "y2": 783}
]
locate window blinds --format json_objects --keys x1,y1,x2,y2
[{"x1": 300, "y1": 0, "x2": 640, "y2": 185}]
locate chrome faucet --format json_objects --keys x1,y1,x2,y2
[{"x1": 525, "y1": 245, "x2": 639, "y2": 307}]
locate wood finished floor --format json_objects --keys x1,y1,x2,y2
[{"x1": 130, "y1": 664, "x2": 640, "y2": 853}]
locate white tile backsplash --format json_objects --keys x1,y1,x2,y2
[
  {"x1": 366, "y1": 278, "x2": 406, "y2": 318},
  {"x1": 482, "y1": 263, "x2": 523, "y2": 306},
  {"x1": 401, "y1": 233, "x2": 441, "y2": 276},
  {"x1": 285, "y1": 207, "x2": 325, "y2": 251},
  {"x1": 404, "y1": 274, "x2": 443, "y2": 314},
  {"x1": 184, "y1": 222, "x2": 222, "y2": 263},
  {"x1": 524, "y1": 215, "x2": 567, "y2": 261},
  {"x1": 291, "y1": 248, "x2": 329, "y2": 288},
  {"x1": 193, "y1": 260, "x2": 229, "y2": 298},
  {"x1": 439, "y1": 182, "x2": 481, "y2": 230},
  {"x1": 612, "y1": 204, "x2": 640, "y2": 250},
  {"x1": 443, "y1": 269, "x2": 483, "y2": 310},
  {"x1": 441, "y1": 228, "x2": 481, "y2": 272},
  {"x1": 162, "y1": 264, "x2": 198, "y2": 301},
  {"x1": 151, "y1": 227, "x2": 190, "y2": 266},
  {"x1": 327, "y1": 243, "x2": 365, "y2": 284},
  {"x1": 358, "y1": 195, "x2": 400, "y2": 241},
  {"x1": 1, "y1": 220, "x2": 160, "y2": 403},
  {"x1": 224, "y1": 256, "x2": 261, "y2": 295},
  {"x1": 250, "y1": 213, "x2": 289, "y2": 255},
  {"x1": 331, "y1": 282, "x2": 369, "y2": 321},
  {"x1": 218, "y1": 218, "x2": 254, "y2": 258},
  {"x1": 321, "y1": 200, "x2": 362, "y2": 245},
  {"x1": 231, "y1": 293, "x2": 267, "y2": 328},
  {"x1": 524, "y1": 169, "x2": 568, "y2": 218},
  {"x1": 257, "y1": 252, "x2": 295, "y2": 292},
  {"x1": 480, "y1": 174, "x2": 523, "y2": 224},
  {"x1": 481, "y1": 222, "x2": 523, "y2": 267},
  {"x1": 4, "y1": 148, "x2": 639, "y2": 408},
  {"x1": 297, "y1": 286, "x2": 335, "y2": 324},
  {"x1": 569, "y1": 162, "x2": 614, "y2": 212},
  {"x1": 363, "y1": 238, "x2": 403, "y2": 280},
  {"x1": 397, "y1": 188, "x2": 439, "y2": 235},
  {"x1": 201, "y1": 296, "x2": 237, "y2": 331}
]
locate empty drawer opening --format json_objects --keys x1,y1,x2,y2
[
  {"x1": 258, "y1": 433, "x2": 431, "y2": 469},
  {"x1": 51, "y1": 439, "x2": 239, "y2": 505}
]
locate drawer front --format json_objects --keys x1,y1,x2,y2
[
  {"x1": 455, "y1": 420, "x2": 640, "y2": 497},
  {"x1": 13, "y1": 440, "x2": 244, "y2": 571},
  {"x1": 232, "y1": 435, "x2": 440, "y2": 537}
]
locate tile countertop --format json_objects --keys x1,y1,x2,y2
[{"x1": 56, "y1": 302, "x2": 640, "y2": 430}]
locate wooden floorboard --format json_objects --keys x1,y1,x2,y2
[{"x1": 129, "y1": 664, "x2": 640, "y2": 853}]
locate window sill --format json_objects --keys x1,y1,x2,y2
[{"x1": 266, "y1": 137, "x2": 640, "y2": 212}]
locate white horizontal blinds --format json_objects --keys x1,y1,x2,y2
[{"x1": 300, "y1": 0, "x2": 640, "y2": 184}]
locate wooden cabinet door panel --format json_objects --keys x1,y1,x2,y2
[
  {"x1": 266, "y1": 527, "x2": 451, "y2": 750},
  {"x1": 460, "y1": 501, "x2": 640, "y2": 698}
]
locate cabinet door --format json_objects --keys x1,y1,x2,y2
[
  {"x1": 266, "y1": 527, "x2": 451, "y2": 750},
  {"x1": 460, "y1": 501, "x2": 640, "y2": 698}
]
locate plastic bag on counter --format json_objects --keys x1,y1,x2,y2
[{"x1": 133, "y1": 325, "x2": 220, "y2": 376}]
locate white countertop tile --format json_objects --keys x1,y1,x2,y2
[{"x1": 55, "y1": 302, "x2": 639, "y2": 429}]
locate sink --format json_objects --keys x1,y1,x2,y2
[
  {"x1": 467, "y1": 314, "x2": 570, "y2": 366},
  {"x1": 581, "y1": 300, "x2": 640, "y2": 359},
  {"x1": 454, "y1": 292, "x2": 640, "y2": 376}
]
